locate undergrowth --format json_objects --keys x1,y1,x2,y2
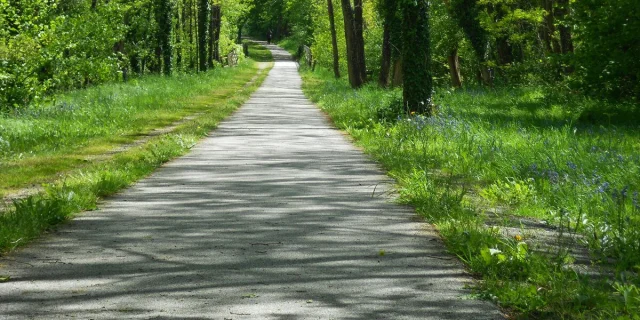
[
  {"x1": 0, "y1": 44, "x2": 271, "y2": 197},
  {"x1": 0, "y1": 43, "x2": 272, "y2": 253},
  {"x1": 301, "y1": 67, "x2": 640, "y2": 319}
]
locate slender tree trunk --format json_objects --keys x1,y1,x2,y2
[
  {"x1": 176, "y1": 2, "x2": 183, "y2": 70},
  {"x1": 208, "y1": 4, "x2": 215, "y2": 67},
  {"x1": 379, "y1": 21, "x2": 391, "y2": 87},
  {"x1": 391, "y1": 57, "x2": 402, "y2": 86},
  {"x1": 496, "y1": 37, "x2": 512, "y2": 65},
  {"x1": 198, "y1": 0, "x2": 208, "y2": 71},
  {"x1": 402, "y1": 0, "x2": 432, "y2": 114},
  {"x1": 541, "y1": 0, "x2": 560, "y2": 53},
  {"x1": 556, "y1": 0, "x2": 573, "y2": 54},
  {"x1": 156, "y1": 0, "x2": 172, "y2": 75},
  {"x1": 379, "y1": 0, "x2": 396, "y2": 88},
  {"x1": 340, "y1": 0, "x2": 366, "y2": 88},
  {"x1": 327, "y1": 0, "x2": 341, "y2": 78},
  {"x1": 447, "y1": 47, "x2": 462, "y2": 88},
  {"x1": 353, "y1": 0, "x2": 366, "y2": 82},
  {"x1": 189, "y1": 0, "x2": 195, "y2": 70},
  {"x1": 211, "y1": 5, "x2": 221, "y2": 62}
]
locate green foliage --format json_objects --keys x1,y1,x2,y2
[
  {"x1": 0, "y1": 47, "x2": 270, "y2": 252},
  {"x1": 449, "y1": 0, "x2": 487, "y2": 62},
  {"x1": 0, "y1": 0, "x2": 250, "y2": 109},
  {"x1": 302, "y1": 68, "x2": 640, "y2": 318},
  {"x1": 572, "y1": 0, "x2": 640, "y2": 100}
]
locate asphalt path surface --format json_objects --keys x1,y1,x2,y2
[{"x1": 0, "y1": 43, "x2": 503, "y2": 320}]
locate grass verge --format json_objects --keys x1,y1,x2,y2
[
  {"x1": 0, "y1": 45, "x2": 271, "y2": 198},
  {"x1": 0, "y1": 43, "x2": 272, "y2": 253},
  {"x1": 301, "y1": 67, "x2": 640, "y2": 319}
]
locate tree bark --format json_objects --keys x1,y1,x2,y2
[
  {"x1": 391, "y1": 57, "x2": 402, "y2": 87},
  {"x1": 197, "y1": 0, "x2": 208, "y2": 71},
  {"x1": 211, "y1": 5, "x2": 221, "y2": 62},
  {"x1": 447, "y1": 47, "x2": 462, "y2": 88},
  {"x1": 327, "y1": 0, "x2": 341, "y2": 78},
  {"x1": 555, "y1": 0, "x2": 573, "y2": 54},
  {"x1": 379, "y1": 21, "x2": 391, "y2": 87},
  {"x1": 379, "y1": 0, "x2": 396, "y2": 87},
  {"x1": 402, "y1": 0, "x2": 432, "y2": 115},
  {"x1": 353, "y1": 0, "x2": 366, "y2": 82},
  {"x1": 340, "y1": 0, "x2": 366, "y2": 88},
  {"x1": 156, "y1": 0, "x2": 172, "y2": 75}
]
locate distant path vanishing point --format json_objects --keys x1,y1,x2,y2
[{"x1": 0, "y1": 42, "x2": 503, "y2": 320}]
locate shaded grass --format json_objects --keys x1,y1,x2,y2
[
  {"x1": 0, "y1": 49, "x2": 266, "y2": 198},
  {"x1": 0, "y1": 42, "x2": 272, "y2": 253},
  {"x1": 301, "y1": 67, "x2": 640, "y2": 319},
  {"x1": 244, "y1": 40, "x2": 274, "y2": 62}
]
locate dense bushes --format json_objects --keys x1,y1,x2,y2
[{"x1": 0, "y1": 0, "x2": 249, "y2": 110}]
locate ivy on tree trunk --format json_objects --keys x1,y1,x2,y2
[{"x1": 401, "y1": 0, "x2": 432, "y2": 115}]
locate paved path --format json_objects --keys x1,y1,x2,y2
[{"x1": 0, "y1": 43, "x2": 502, "y2": 319}]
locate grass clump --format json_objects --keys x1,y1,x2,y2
[
  {"x1": 301, "y1": 67, "x2": 640, "y2": 319},
  {"x1": 0, "y1": 42, "x2": 272, "y2": 253}
]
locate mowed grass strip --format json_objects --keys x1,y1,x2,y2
[
  {"x1": 0, "y1": 48, "x2": 270, "y2": 198},
  {"x1": 0, "y1": 43, "x2": 272, "y2": 253},
  {"x1": 301, "y1": 67, "x2": 640, "y2": 319}
]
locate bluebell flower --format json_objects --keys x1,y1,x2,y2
[
  {"x1": 633, "y1": 191, "x2": 639, "y2": 209},
  {"x1": 567, "y1": 161, "x2": 577, "y2": 170},
  {"x1": 597, "y1": 182, "x2": 610, "y2": 194},
  {"x1": 621, "y1": 186, "x2": 629, "y2": 199},
  {"x1": 548, "y1": 170, "x2": 559, "y2": 184}
]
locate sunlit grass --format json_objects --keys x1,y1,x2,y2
[
  {"x1": 301, "y1": 67, "x2": 640, "y2": 319},
  {"x1": 0, "y1": 42, "x2": 272, "y2": 252},
  {"x1": 0, "y1": 49, "x2": 268, "y2": 198}
]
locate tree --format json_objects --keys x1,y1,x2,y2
[
  {"x1": 450, "y1": 0, "x2": 491, "y2": 85},
  {"x1": 378, "y1": 0, "x2": 397, "y2": 87},
  {"x1": 198, "y1": 0, "x2": 208, "y2": 71},
  {"x1": 209, "y1": 4, "x2": 221, "y2": 65},
  {"x1": 401, "y1": 0, "x2": 433, "y2": 114},
  {"x1": 156, "y1": 0, "x2": 173, "y2": 75},
  {"x1": 340, "y1": 0, "x2": 366, "y2": 88},
  {"x1": 327, "y1": 0, "x2": 341, "y2": 78}
]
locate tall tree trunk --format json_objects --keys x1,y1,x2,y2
[
  {"x1": 197, "y1": 0, "x2": 208, "y2": 71},
  {"x1": 176, "y1": 2, "x2": 183, "y2": 70},
  {"x1": 379, "y1": 0, "x2": 396, "y2": 87},
  {"x1": 156, "y1": 0, "x2": 172, "y2": 75},
  {"x1": 391, "y1": 57, "x2": 402, "y2": 86},
  {"x1": 327, "y1": 0, "x2": 340, "y2": 78},
  {"x1": 447, "y1": 47, "x2": 462, "y2": 88},
  {"x1": 555, "y1": 0, "x2": 573, "y2": 54},
  {"x1": 353, "y1": 0, "x2": 366, "y2": 82},
  {"x1": 340, "y1": 0, "x2": 366, "y2": 88},
  {"x1": 541, "y1": 0, "x2": 560, "y2": 53},
  {"x1": 379, "y1": 21, "x2": 391, "y2": 87},
  {"x1": 189, "y1": 0, "x2": 195, "y2": 70},
  {"x1": 208, "y1": 4, "x2": 215, "y2": 67},
  {"x1": 402, "y1": 0, "x2": 432, "y2": 115},
  {"x1": 496, "y1": 37, "x2": 512, "y2": 65},
  {"x1": 211, "y1": 5, "x2": 221, "y2": 62}
]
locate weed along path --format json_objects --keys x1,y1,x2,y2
[{"x1": 0, "y1": 43, "x2": 502, "y2": 319}]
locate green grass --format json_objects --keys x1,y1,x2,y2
[
  {"x1": 301, "y1": 67, "x2": 640, "y2": 319},
  {"x1": 0, "y1": 42, "x2": 272, "y2": 253},
  {"x1": 0, "y1": 45, "x2": 270, "y2": 198},
  {"x1": 244, "y1": 40, "x2": 274, "y2": 62}
]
